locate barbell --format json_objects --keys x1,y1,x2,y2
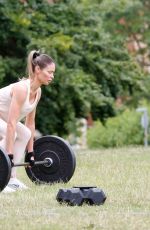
[{"x1": 0, "y1": 135, "x2": 76, "y2": 192}]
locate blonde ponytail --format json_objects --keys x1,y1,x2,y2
[{"x1": 27, "y1": 50, "x2": 37, "y2": 79}]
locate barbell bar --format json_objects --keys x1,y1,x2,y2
[{"x1": 14, "y1": 158, "x2": 53, "y2": 167}]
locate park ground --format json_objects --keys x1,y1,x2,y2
[{"x1": 0, "y1": 146, "x2": 150, "y2": 230}]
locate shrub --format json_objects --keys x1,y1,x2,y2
[{"x1": 87, "y1": 109, "x2": 144, "y2": 148}]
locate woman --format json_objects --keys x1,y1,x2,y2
[{"x1": 0, "y1": 50, "x2": 55, "y2": 192}]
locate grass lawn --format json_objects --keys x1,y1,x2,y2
[{"x1": 0, "y1": 146, "x2": 150, "y2": 230}]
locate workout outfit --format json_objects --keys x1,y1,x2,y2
[{"x1": 0, "y1": 79, "x2": 40, "y2": 192}]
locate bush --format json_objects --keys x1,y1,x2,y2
[{"x1": 87, "y1": 109, "x2": 144, "y2": 148}]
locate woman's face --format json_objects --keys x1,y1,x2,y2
[{"x1": 36, "y1": 63, "x2": 55, "y2": 85}]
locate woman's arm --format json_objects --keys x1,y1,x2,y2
[
  {"x1": 25, "y1": 88, "x2": 41, "y2": 152},
  {"x1": 25, "y1": 108, "x2": 36, "y2": 152},
  {"x1": 6, "y1": 84, "x2": 27, "y2": 154}
]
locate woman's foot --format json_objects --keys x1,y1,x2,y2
[
  {"x1": 8, "y1": 178, "x2": 28, "y2": 190},
  {"x1": 2, "y1": 185, "x2": 15, "y2": 193}
]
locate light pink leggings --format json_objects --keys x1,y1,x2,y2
[{"x1": 0, "y1": 118, "x2": 31, "y2": 178}]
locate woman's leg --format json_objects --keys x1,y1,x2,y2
[
  {"x1": 0, "y1": 119, "x2": 31, "y2": 190},
  {"x1": 11, "y1": 122, "x2": 31, "y2": 178},
  {"x1": 0, "y1": 118, "x2": 31, "y2": 178}
]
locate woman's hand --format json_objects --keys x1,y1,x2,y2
[
  {"x1": 26, "y1": 151, "x2": 35, "y2": 166},
  {"x1": 8, "y1": 154, "x2": 14, "y2": 167}
]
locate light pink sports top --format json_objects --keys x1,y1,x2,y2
[{"x1": 0, "y1": 79, "x2": 40, "y2": 122}]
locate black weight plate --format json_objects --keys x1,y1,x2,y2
[
  {"x1": 25, "y1": 135, "x2": 76, "y2": 184},
  {"x1": 37, "y1": 150, "x2": 60, "y2": 174},
  {"x1": 0, "y1": 148, "x2": 11, "y2": 192}
]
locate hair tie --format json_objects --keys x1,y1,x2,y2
[{"x1": 33, "y1": 51, "x2": 40, "y2": 59}]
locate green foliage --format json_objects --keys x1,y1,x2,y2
[
  {"x1": 101, "y1": 0, "x2": 150, "y2": 108},
  {"x1": 26, "y1": 1, "x2": 145, "y2": 128},
  {"x1": 102, "y1": 0, "x2": 150, "y2": 47},
  {"x1": 87, "y1": 109, "x2": 144, "y2": 148},
  {"x1": 0, "y1": 0, "x2": 147, "y2": 136},
  {"x1": 0, "y1": 56, "x2": 5, "y2": 83}
]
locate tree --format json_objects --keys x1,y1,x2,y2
[{"x1": 0, "y1": 0, "x2": 146, "y2": 135}]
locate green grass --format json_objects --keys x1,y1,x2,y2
[{"x1": 0, "y1": 146, "x2": 150, "y2": 230}]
